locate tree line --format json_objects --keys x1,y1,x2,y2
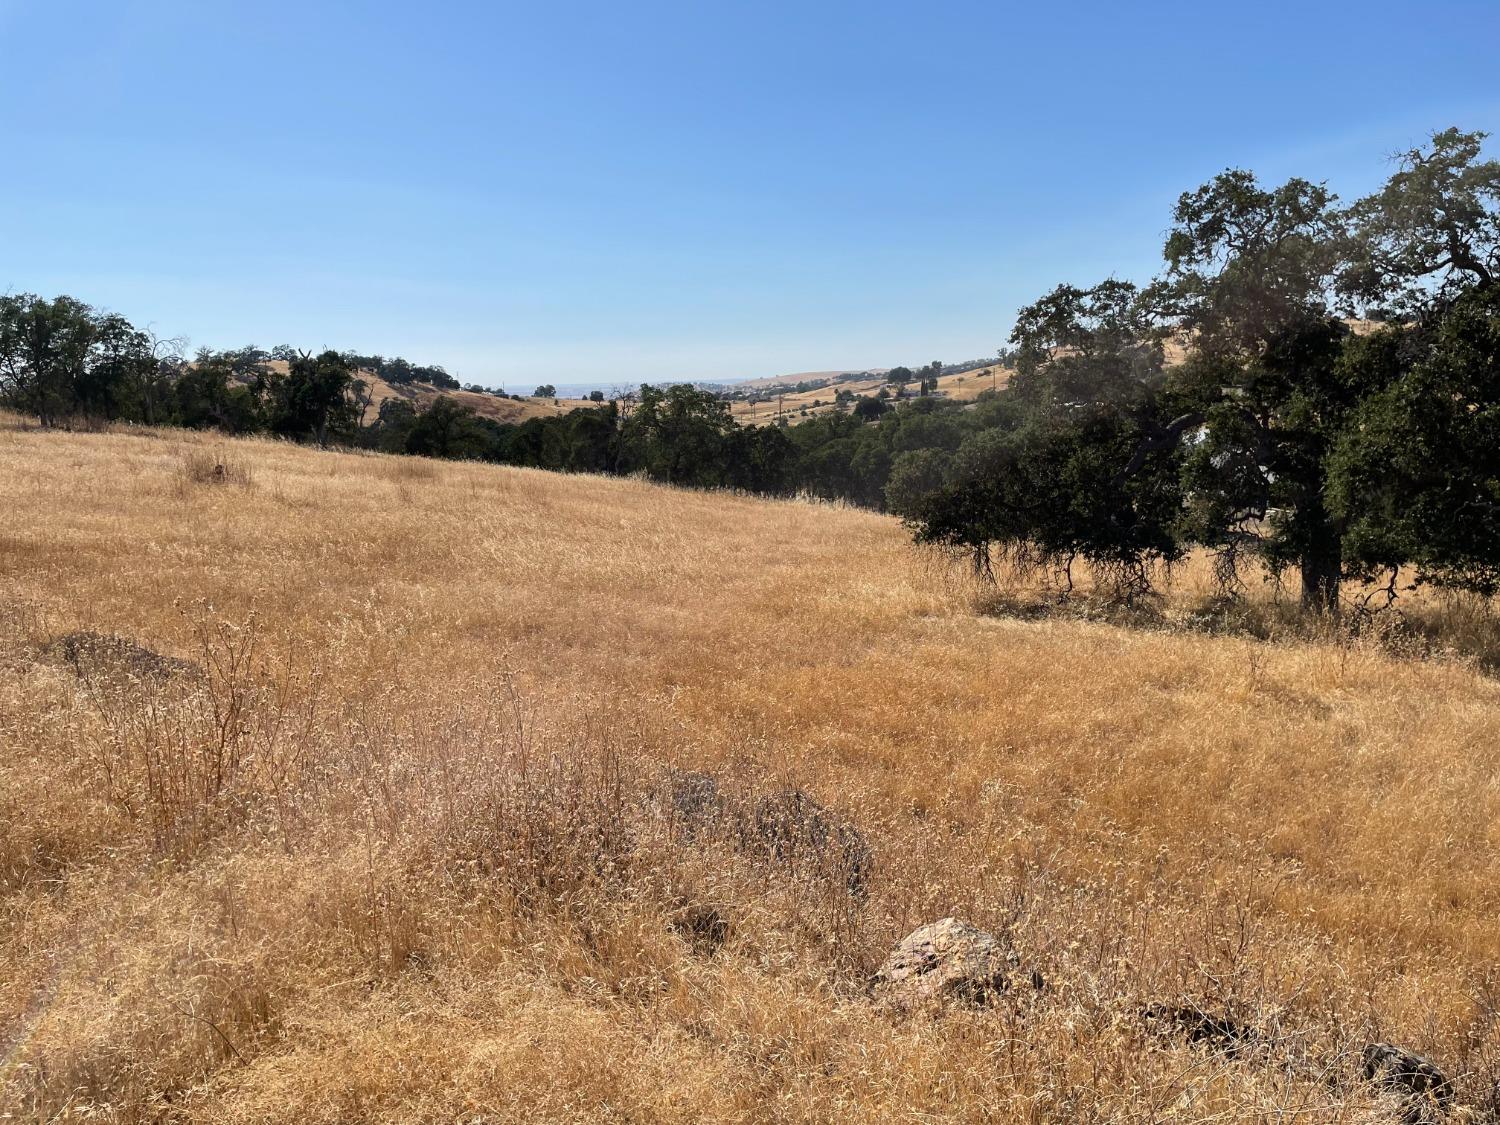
[
  {"x1": 3, "y1": 128, "x2": 1496, "y2": 614},
  {"x1": 339, "y1": 352, "x2": 459, "y2": 390},
  {"x1": 0, "y1": 297, "x2": 1018, "y2": 510},
  {"x1": 0, "y1": 315, "x2": 371, "y2": 443}
]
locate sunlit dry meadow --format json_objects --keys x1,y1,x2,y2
[{"x1": 6, "y1": 414, "x2": 1500, "y2": 1122}]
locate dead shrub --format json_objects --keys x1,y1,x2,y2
[
  {"x1": 439, "y1": 736, "x2": 635, "y2": 918},
  {"x1": 81, "y1": 610, "x2": 322, "y2": 857}
]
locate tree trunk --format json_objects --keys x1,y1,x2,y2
[{"x1": 1299, "y1": 532, "x2": 1342, "y2": 614}]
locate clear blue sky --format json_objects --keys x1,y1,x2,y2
[{"x1": 2, "y1": 1, "x2": 1497, "y2": 389}]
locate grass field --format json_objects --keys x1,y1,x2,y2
[
  {"x1": 316, "y1": 363, "x2": 590, "y2": 426},
  {"x1": 729, "y1": 367, "x2": 1008, "y2": 423},
  {"x1": 5, "y1": 416, "x2": 1500, "y2": 1121},
  {"x1": 238, "y1": 361, "x2": 588, "y2": 427}
]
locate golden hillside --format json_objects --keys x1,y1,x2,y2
[
  {"x1": 253, "y1": 360, "x2": 591, "y2": 425},
  {"x1": 730, "y1": 366, "x2": 1008, "y2": 423},
  {"x1": 4, "y1": 416, "x2": 1500, "y2": 1121},
  {"x1": 727, "y1": 321, "x2": 1380, "y2": 425},
  {"x1": 356, "y1": 369, "x2": 581, "y2": 424}
]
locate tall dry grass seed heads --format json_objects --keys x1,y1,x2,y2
[
  {"x1": 180, "y1": 447, "x2": 254, "y2": 491},
  {"x1": 7, "y1": 415, "x2": 1500, "y2": 1121}
]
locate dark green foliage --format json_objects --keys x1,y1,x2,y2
[
  {"x1": 923, "y1": 408, "x2": 1186, "y2": 595},
  {"x1": 173, "y1": 352, "x2": 265, "y2": 433},
  {"x1": 368, "y1": 398, "x2": 420, "y2": 452},
  {"x1": 1144, "y1": 132, "x2": 1498, "y2": 608},
  {"x1": 268, "y1": 351, "x2": 360, "y2": 447},
  {"x1": 0, "y1": 294, "x2": 166, "y2": 426},
  {"x1": 916, "y1": 361, "x2": 942, "y2": 396},
  {"x1": 1340, "y1": 128, "x2": 1499, "y2": 315},
  {"x1": 1146, "y1": 167, "x2": 1355, "y2": 607},
  {"x1": 619, "y1": 384, "x2": 736, "y2": 486},
  {"x1": 342, "y1": 352, "x2": 459, "y2": 389},
  {"x1": 1330, "y1": 287, "x2": 1500, "y2": 594},
  {"x1": 402, "y1": 396, "x2": 493, "y2": 459},
  {"x1": 910, "y1": 128, "x2": 1500, "y2": 609},
  {"x1": 909, "y1": 281, "x2": 1185, "y2": 597},
  {"x1": 1008, "y1": 280, "x2": 1161, "y2": 407},
  {"x1": 884, "y1": 448, "x2": 952, "y2": 517},
  {"x1": 725, "y1": 423, "x2": 793, "y2": 493},
  {"x1": 542, "y1": 403, "x2": 621, "y2": 473}
]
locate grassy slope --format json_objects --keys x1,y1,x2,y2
[
  {"x1": 252, "y1": 359, "x2": 591, "y2": 425},
  {"x1": 358, "y1": 369, "x2": 575, "y2": 424},
  {"x1": 725, "y1": 328, "x2": 1366, "y2": 424},
  {"x1": 4, "y1": 417, "x2": 1500, "y2": 1120},
  {"x1": 357, "y1": 369, "x2": 590, "y2": 425},
  {"x1": 730, "y1": 366, "x2": 1008, "y2": 423}
]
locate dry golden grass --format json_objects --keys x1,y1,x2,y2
[
  {"x1": 179, "y1": 446, "x2": 255, "y2": 490},
  {"x1": 728, "y1": 380, "x2": 882, "y2": 422},
  {"x1": 5, "y1": 412, "x2": 1500, "y2": 1122},
  {"x1": 354, "y1": 369, "x2": 591, "y2": 424},
  {"x1": 730, "y1": 367, "x2": 1009, "y2": 424},
  {"x1": 253, "y1": 360, "x2": 591, "y2": 426},
  {"x1": 935, "y1": 365, "x2": 1008, "y2": 402}
]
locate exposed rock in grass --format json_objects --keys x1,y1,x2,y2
[
  {"x1": 44, "y1": 630, "x2": 200, "y2": 684},
  {"x1": 1141, "y1": 1003, "x2": 1259, "y2": 1056},
  {"x1": 872, "y1": 917, "x2": 1027, "y2": 1009},
  {"x1": 663, "y1": 770, "x2": 728, "y2": 838},
  {"x1": 669, "y1": 902, "x2": 730, "y2": 955},
  {"x1": 1363, "y1": 1042, "x2": 1454, "y2": 1121}
]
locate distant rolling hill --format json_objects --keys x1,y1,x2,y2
[
  {"x1": 729, "y1": 364, "x2": 1010, "y2": 423},
  {"x1": 351, "y1": 369, "x2": 588, "y2": 426},
  {"x1": 733, "y1": 368, "x2": 888, "y2": 391},
  {"x1": 250, "y1": 360, "x2": 595, "y2": 426}
]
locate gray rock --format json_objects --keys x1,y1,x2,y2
[
  {"x1": 872, "y1": 917, "x2": 1022, "y2": 1008},
  {"x1": 1142, "y1": 1003, "x2": 1258, "y2": 1056},
  {"x1": 45, "y1": 630, "x2": 200, "y2": 684},
  {"x1": 1363, "y1": 1042, "x2": 1454, "y2": 1121}
]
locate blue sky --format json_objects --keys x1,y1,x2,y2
[{"x1": 1, "y1": 1, "x2": 1497, "y2": 389}]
